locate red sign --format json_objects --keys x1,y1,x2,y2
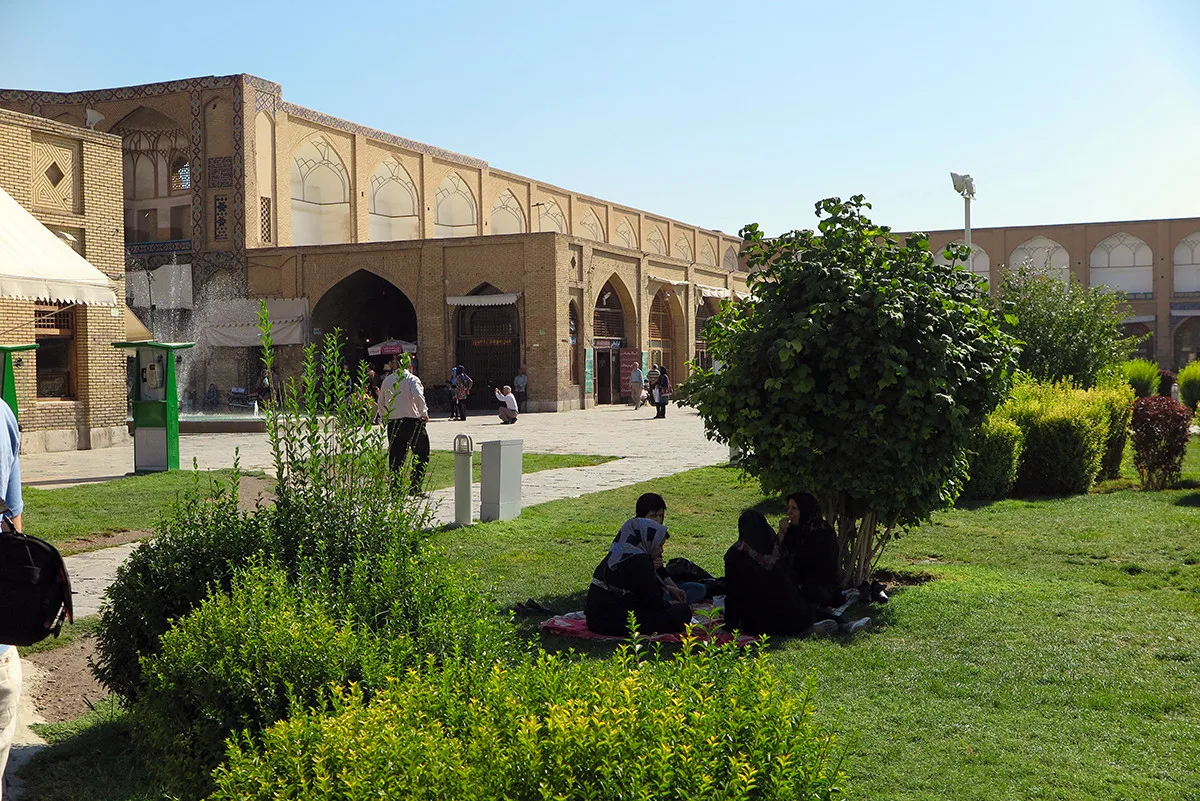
[{"x1": 618, "y1": 349, "x2": 641, "y2": 399}]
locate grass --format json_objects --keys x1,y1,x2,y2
[
  {"x1": 17, "y1": 441, "x2": 1200, "y2": 799},
  {"x1": 22, "y1": 453, "x2": 615, "y2": 550}
]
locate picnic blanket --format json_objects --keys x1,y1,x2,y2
[{"x1": 539, "y1": 610, "x2": 759, "y2": 647}]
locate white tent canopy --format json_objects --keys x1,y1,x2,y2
[
  {"x1": 445, "y1": 293, "x2": 521, "y2": 307},
  {"x1": 203, "y1": 298, "x2": 309, "y2": 347},
  {"x1": 0, "y1": 186, "x2": 116, "y2": 306},
  {"x1": 695, "y1": 283, "x2": 731, "y2": 299}
]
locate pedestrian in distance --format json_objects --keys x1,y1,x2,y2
[
  {"x1": 513, "y1": 366, "x2": 528, "y2": 413},
  {"x1": 376, "y1": 355, "x2": 430, "y2": 494},
  {"x1": 452, "y1": 365, "x2": 473, "y2": 421},
  {"x1": 653, "y1": 366, "x2": 672, "y2": 419},
  {"x1": 629, "y1": 363, "x2": 644, "y2": 409}
]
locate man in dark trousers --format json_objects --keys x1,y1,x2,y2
[{"x1": 376, "y1": 355, "x2": 430, "y2": 493}]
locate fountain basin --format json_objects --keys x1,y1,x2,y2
[{"x1": 127, "y1": 413, "x2": 267, "y2": 435}]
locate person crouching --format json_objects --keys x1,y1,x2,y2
[{"x1": 495, "y1": 385, "x2": 519, "y2": 424}]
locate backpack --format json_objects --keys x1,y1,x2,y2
[{"x1": 0, "y1": 504, "x2": 73, "y2": 647}]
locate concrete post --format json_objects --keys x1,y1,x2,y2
[{"x1": 453, "y1": 433, "x2": 473, "y2": 527}]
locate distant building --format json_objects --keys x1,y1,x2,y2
[
  {"x1": 924, "y1": 220, "x2": 1200, "y2": 368},
  {"x1": 0, "y1": 107, "x2": 133, "y2": 452},
  {"x1": 1, "y1": 75, "x2": 748, "y2": 410}
]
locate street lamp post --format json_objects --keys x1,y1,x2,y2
[{"x1": 950, "y1": 172, "x2": 976, "y2": 255}]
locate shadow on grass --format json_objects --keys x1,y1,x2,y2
[
  {"x1": 19, "y1": 714, "x2": 162, "y2": 801},
  {"x1": 1173, "y1": 491, "x2": 1200, "y2": 507}
]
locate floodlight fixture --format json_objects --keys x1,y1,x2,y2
[{"x1": 950, "y1": 172, "x2": 975, "y2": 198}]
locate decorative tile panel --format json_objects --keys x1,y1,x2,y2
[
  {"x1": 214, "y1": 195, "x2": 229, "y2": 241},
  {"x1": 207, "y1": 156, "x2": 232, "y2": 188}
]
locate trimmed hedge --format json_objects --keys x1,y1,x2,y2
[
  {"x1": 1094, "y1": 382, "x2": 1135, "y2": 481},
  {"x1": 998, "y1": 382, "x2": 1110, "y2": 496},
  {"x1": 1131, "y1": 396, "x2": 1192, "y2": 490},
  {"x1": 962, "y1": 415, "x2": 1024, "y2": 501},
  {"x1": 210, "y1": 643, "x2": 847, "y2": 801},
  {"x1": 1122, "y1": 359, "x2": 1161, "y2": 398},
  {"x1": 1178, "y1": 361, "x2": 1200, "y2": 410}
]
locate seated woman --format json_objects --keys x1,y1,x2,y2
[
  {"x1": 779, "y1": 492, "x2": 844, "y2": 610},
  {"x1": 724, "y1": 510, "x2": 815, "y2": 636},
  {"x1": 201, "y1": 383, "x2": 220, "y2": 412},
  {"x1": 585, "y1": 513, "x2": 692, "y2": 637}
]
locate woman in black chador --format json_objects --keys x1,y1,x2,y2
[
  {"x1": 778, "y1": 492, "x2": 841, "y2": 608},
  {"x1": 724, "y1": 509, "x2": 814, "y2": 635}
]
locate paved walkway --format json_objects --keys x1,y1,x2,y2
[{"x1": 8, "y1": 404, "x2": 730, "y2": 794}]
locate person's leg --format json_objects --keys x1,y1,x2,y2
[
  {"x1": 410, "y1": 421, "x2": 431, "y2": 491},
  {"x1": 386, "y1": 419, "x2": 405, "y2": 473},
  {"x1": 677, "y1": 581, "x2": 707, "y2": 605},
  {"x1": 0, "y1": 648, "x2": 22, "y2": 800},
  {"x1": 393, "y1": 418, "x2": 416, "y2": 478}
]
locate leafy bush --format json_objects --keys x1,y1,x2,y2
[
  {"x1": 133, "y1": 563, "x2": 409, "y2": 797},
  {"x1": 997, "y1": 264, "x2": 1139, "y2": 389},
  {"x1": 1131, "y1": 396, "x2": 1192, "y2": 490},
  {"x1": 1122, "y1": 359, "x2": 1161, "y2": 398},
  {"x1": 1178, "y1": 361, "x2": 1200, "y2": 410},
  {"x1": 962, "y1": 415, "x2": 1024, "y2": 501},
  {"x1": 1158, "y1": 369, "x2": 1176, "y2": 397},
  {"x1": 211, "y1": 642, "x2": 847, "y2": 801},
  {"x1": 1093, "y1": 382, "x2": 1135, "y2": 481},
  {"x1": 998, "y1": 381, "x2": 1109, "y2": 496}
]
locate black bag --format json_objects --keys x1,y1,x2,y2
[
  {"x1": 0, "y1": 508, "x2": 73, "y2": 647},
  {"x1": 665, "y1": 557, "x2": 714, "y2": 583}
]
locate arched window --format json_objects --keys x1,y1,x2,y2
[
  {"x1": 368, "y1": 157, "x2": 420, "y2": 241},
  {"x1": 568, "y1": 301, "x2": 580, "y2": 385},
  {"x1": 646, "y1": 225, "x2": 666, "y2": 256},
  {"x1": 934, "y1": 240, "x2": 991, "y2": 277},
  {"x1": 1010, "y1": 236, "x2": 1069, "y2": 282},
  {"x1": 694, "y1": 298, "x2": 718, "y2": 371},
  {"x1": 290, "y1": 135, "x2": 351, "y2": 245},
  {"x1": 579, "y1": 210, "x2": 604, "y2": 241},
  {"x1": 674, "y1": 234, "x2": 693, "y2": 262},
  {"x1": 1090, "y1": 232, "x2": 1152, "y2": 297},
  {"x1": 169, "y1": 158, "x2": 191, "y2": 192},
  {"x1": 615, "y1": 217, "x2": 638, "y2": 249},
  {"x1": 537, "y1": 198, "x2": 567, "y2": 233},
  {"x1": 1174, "y1": 233, "x2": 1200, "y2": 296},
  {"x1": 490, "y1": 189, "x2": 525, "y2": 234},
  {"x1": 434, "y1": 172, "x2": 478, "y2": 237}
]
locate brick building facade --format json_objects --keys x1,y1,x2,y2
[
  {"x1": 0, "y1": 107, "x2": 128, "y2": 452},
  {"x1": 0, "y1": 75, "x2": 748, "y2": 411}
]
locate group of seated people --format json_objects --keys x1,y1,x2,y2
[{"x1": 584, "y1": 491, "x2": 868, "y2": 638}]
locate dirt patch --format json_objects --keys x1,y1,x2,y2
[{"x1": 23, "y1": 636, "x2": 107, "y2": 723}]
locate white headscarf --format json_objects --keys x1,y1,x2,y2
[{"x1": 606, "y1": 517, "x2": 669, "y2": 569}]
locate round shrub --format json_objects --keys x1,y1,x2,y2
[
  {"x1": 210, "y1": 644, "x2": 847, "y2": 801},
  {"x1": 1094, "y1": 382, "x2": 1135, "y2": 481},
  {"x1": 1000, "y1": 382, "x2": 1109, "y2": 496},
  {"x1": 1122, "y1": 359, "x2": 1161, "y2": 398},
  {"x1": 962, "y1": 415, "x2": 1024, "y2": 501},
  {"x1": 1131, "y1": 396, "x2": 1192, "y2": 490},
  {"x1": 1178, "y1": 361, "x2": 1200, "y2": 410}
]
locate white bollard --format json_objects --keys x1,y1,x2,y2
[{"x1": 453, "y1": 434, "x2": 474, "y2": 527}]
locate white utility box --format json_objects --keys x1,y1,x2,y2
[{"x1": 480, "y1": 438, "x2": 523, "y2": 521}]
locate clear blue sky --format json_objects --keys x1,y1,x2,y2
[{"x1": 2, "y1": 0, "x2": 1197, "y2": 236}]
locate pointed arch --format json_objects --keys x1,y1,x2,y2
[
  {"x1": 490, "y1": 189, "x2": 525, "y2": 234},
  {"x1": 568, "y1": 300, "x2": 581, "y2": 385},
  {"x1": 368, "y1": 157, "x2": 420, "y2": 242},
  {"x1": 537, "y1": 198, "x2": 567, "y2": 233},
  {"x1": 673, "y1": 234, "x2": 693, "y2": 262},
  {"x1": 1090, "y1": 232, "x2": 1152, "y2": 296},
  {"x1": 255, "y1": 111, "x2": 275, "y2": 243},
  {"x1": 649, "y1": 284, "x2": 686, "y2": 381},
  {"x1": 579, "y1": 209, "x2": 604, "y2": 241},
  {"x1": 694, "y1": 296, "x2": 721, "y2": 371},
  {"x1": 615, "y1": 217, "x2": 638, "y2": 249},
  {"x1": 1174, "y1": 232, "x2": 1200, "y2": 295},
  {"x1": 310, "y1": 269, "x2": 418, "y2": 367},
  {"x1": 723, "y1": 246, "x2": 739, "y2": 271},
  {"x1": 456, "y1": 283, "x2": 520, "y2": 405},
  {"x1": 934, "y1": 240, "x2": 991, "y2": 276},
  {"x1": 1010, "y1": 235, "x2": 1069, "y2": 281},
  {"x1": 434, "y1": 172, "x2": 478, "y2": 237},
  {"x1": 290, "y1": 134, "x2": 351, "y2": 245},
  {"x1": 592, "y1": 275, "x2": 634, "y2": 404},
  {"x1": 646, "y1": 225, "x2": 666, "y2": 256},
  {"x1": 699, "y1": 242, "x2": 718, "y2": 267}
]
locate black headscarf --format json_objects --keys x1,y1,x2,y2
[{"x1": 734, "y1": 509, "x2": 779, "y2": 569}]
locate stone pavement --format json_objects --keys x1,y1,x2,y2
[{"x1": 8, "y1": 404, "x2": 731, "y2": 794}]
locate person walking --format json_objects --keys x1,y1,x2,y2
[
  {"x1": 512, "y1": 367, "x2": 528, "y2": 413},
  {"x1": 376, "y1": 355, "x2": 430, "y2": 493},
  {"x1": 629, "y1": 363, "x2": 644, "y2": 409},
  {"x1": 0, "y1": 400, "x2": 26, "y2": 801},
  {"x1": 654, "y1": 366, "x2": 672, "y2": 419},
  {"x1": 452, "y1": 365, "x2": 473, "y2": 421},
  {"x1": 495, "y1": 385, "x2": 519, "y2": 424}
]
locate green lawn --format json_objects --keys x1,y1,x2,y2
[{"x1": 22, "y1": 452, "x2": 616, "y2": 550}]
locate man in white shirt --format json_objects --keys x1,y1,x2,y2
[
  {"x1": 376, "y1": 355, "x2": 430, "y2": 492},
  {"x1": 629, "y1": 364, "x2": 644, "y2": 409},
  {"x1": 495, "y1": 385, "x2": 518, "y2": 424}
]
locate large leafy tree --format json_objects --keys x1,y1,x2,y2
[
  {"x1": 681, "y1": 196, "x2": 1018, "y2": 586},
  {"x1": 996, "y1": 263, "x2": 1140, "y2": 389}
]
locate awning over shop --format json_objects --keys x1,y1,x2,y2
[
  {"x1": 695, "y1": 284, "x2": 731, "y2": 299},
  {"x1": 647, "y1": 275, "x2": 689, "y2": 287},
  {"x1": 445, "y1": 293, "x2": 522, "y2": 306},
  {"x1": 1123, "y1": 315, "x2": 1155, "y2": 324},
  {"x1": 203, "y1": 298, "x2": 309, "y2": 347},
  {"x1": 0, "y1": 186, "x2": 117, "y2": 306},
  {"x1": 124, "y1": 304, "x2": 153, "y2": 341}
]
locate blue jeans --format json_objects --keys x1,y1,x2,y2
[{"x1": 677, "y1": 582, "x2": 707, "y2": 604}]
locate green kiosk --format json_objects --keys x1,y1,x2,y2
[
  {"x1": 112, "y1": 340, "x2": 194, "y2": 472},
  {"x1": 0, "y1": 343, "x2": 38, "y2": 421}
]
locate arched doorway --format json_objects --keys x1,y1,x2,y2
[
  {"x1": 568, "y1": 301, "x2": 581, "y2": 386},
  {"x1": 311, "y1": 270, "x2": 417, "y2": 373},
  {"x1": 693, "y1": 298, "x2": 719, "y2": 371},
  {"x1": 592, "y1": 280, "x2": 626, "y2": 404},
  {"x1": 1173, "y1": 317, "x2": 1200, "y2": 371},
  {"x1": 648, "y1": 288, "x2": 678, "y2": 381},
  {"x1": 456, "y1": 284, "x2": 520, "y2": 408}
]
